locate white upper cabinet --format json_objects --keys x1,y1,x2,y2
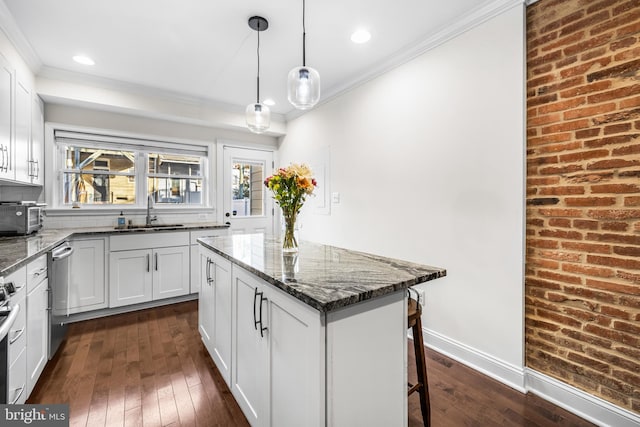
[
  {"x1": 0, "y1": 53, "x2": 14, "y2": 180},
  {"x1": 29, "y1": 95, "x2": 44, "y2": 185},
  {"x1": 14, "y1": 76, "x2": 30, "y2": 183}
]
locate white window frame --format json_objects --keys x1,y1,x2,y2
[{"x1": 45, "y1": 124, "x2": 214, "y2": 212}]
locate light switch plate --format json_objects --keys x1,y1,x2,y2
[{"x1": 331, "y1": 192, "x2": 340, "y2": 204}]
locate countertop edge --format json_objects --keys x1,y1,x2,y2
[{"x1": 198, "y1": 238, "x2": 447, "y2": 313}]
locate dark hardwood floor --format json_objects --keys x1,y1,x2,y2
[{"x1": 28, "y1": 301, "x2": 595, "y2": 427}]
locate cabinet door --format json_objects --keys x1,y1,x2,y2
[
  {"x1": 211, "y1": 252, "x2": 232, "y2": 385},
  {"x1": 26, "y1": 278, "x2": 48, "y2": 396},
  {"x1": 14, "y1": 77, "x2": 30, "y2": 183},
  {"x1": 231, "y1": 267, "x2": 269, "y2": 427},
  {"x1": 109, "y1": 249, "x2": 153, "y2": 307},
  {"x1": 29, "y1": 94, "x2": 44, "y2": 184},
  {"x1": 0, "y1": 54, "x2": 13, "y2": 180},
  {"x1": 198, "y1": 249, "x2": 215, "y2": 350},
  {"x1": 267, "y1": 286, "x2": 324, "y2": 427},
  {"x1": 69, "y1": 239, "x2": 106, "y2": 313},
  {"x1": 152, "y1": 246, "x2": 190, "y2": 300}
]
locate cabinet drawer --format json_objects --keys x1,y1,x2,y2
[
  {"x1": 26, "y1": 254, "x2": 47, "y2": 292},
  {"x1": 190, "y1": 228, "x2": 229, "y2": 244},
  {"x1": 8, "y1": 347, "x2": 27, "y2": 405},
  {"x1": 111, "y1": 231, "x2": 189, "y2": 251}
]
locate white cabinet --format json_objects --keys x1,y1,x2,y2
[
  {"x1": 198, "y1": 247, "x2": 232, "y2": 385},
  {"x1": 0, "y1": 53, "x2": 14, "y2": 180},
  {"x1": 5, "y1": 266, "x2": 27, "y2": 404},
  {"x1": 26, "y1": 255, "x2": 48, "y2": 397},
  {"x1": 230, "y1": 266, "x2": 324, "y2": 427},
  {"x1": 109, "y1": 232, "x2": 190, "y2": 308},
  {"x1": 29, "y1": 94, "x2": 44, "y2": 185},
  {"x1": 67, "y1": 238, "x2": 107, "y2": 313},
  {"x1": 190, "y1": 228, "x2": 229, "y2": 293},
  {"x1": 13, "y1": 76, "x2": 30, "y2": 183}
]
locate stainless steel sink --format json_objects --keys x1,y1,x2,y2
[{"x1": 114, "y1": 224, "x2": 184, "y2": 230}]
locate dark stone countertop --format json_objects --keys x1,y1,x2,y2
[
  {"x1": 0, "y1": 223, "x2": 228, "y2": 275},
  {"x1": 198, "y1": 233, "x2": 446, "y2": 313}
]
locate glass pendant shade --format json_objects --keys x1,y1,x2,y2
[
  {"x1": 287, "y1": 66, "x2": 320, "y2": 110},
  {"x1": 246, "y1": 102, "x2": 270, "y2": 134}
]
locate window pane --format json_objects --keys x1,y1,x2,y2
[
  {"x1": 148, "y1": 153, "x2": 201, "y2": 176},
  {"x1": 62, "y1": 173, "x2": 135, "y2": 205},
  {"x1": 232, "y1": 162, "x2": 263, "y2": 217},
  {"x1": 65, "y1": 147, "x2": 135, "y2": 173},
  {"x1": 148, "y1": 178, "x2": 202, "y2": 204}
]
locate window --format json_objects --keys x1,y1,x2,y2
[
  {"x1": 232, "y1": 162, "x2": 263, "y2": 217},
  {"x1": 54, "y1": 130, "x2": 208, "y2": 209}
]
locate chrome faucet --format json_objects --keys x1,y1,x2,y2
[{"x1": 146, "y1": 194, "x2": 158, "y2": 225}]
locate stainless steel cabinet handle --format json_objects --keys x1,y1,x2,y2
[
  {"x1": 0, "y1": 144, "x2": 4, "y2": 171},
  {"x1": 146, "y1": 254, "x2": 150, "y2": 272},
  {"x1": 154, "y1": 252, "x2": 158, "y2": 271},
  {"x1": 10, "y1": 327, "x2": 25, "y2": 344},
  {"x1": 10, "y1": 383, "x2": 25, "y2": 404},
  {"x1": 4, "y1": 146, "x2": 9, "y2": 172},
  {"x1": 35, "y1": 159, "x2": 39, "y2": 178}
]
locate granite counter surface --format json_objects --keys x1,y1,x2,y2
[
  {"x1": 198, "y1": 233, "x2": 446, "y2": 312},
  {"x1": 0, "y1": 223, "x2": 228, "y2": 275}
]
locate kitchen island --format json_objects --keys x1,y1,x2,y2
[{"x1": 197, "y1": 233, "x2": 446, "y2": 427}]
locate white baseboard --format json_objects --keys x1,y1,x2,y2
[
  {"x1": 526, "y1": 369, "x2": 640, "y2": 427},
  {"x1": 420, "y1": 327, "x2": 640, "y2": 427},
  {"x1": 422, "y1": 327, "x2": 527, "y2": 392}
]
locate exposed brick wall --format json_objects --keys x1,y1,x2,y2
[{"x1": 526, "y1": 0, "x2": 640, "y2": 413}]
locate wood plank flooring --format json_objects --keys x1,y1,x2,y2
[{"x1": 28, "y1": 300, "x2": 595, "y2": 427}]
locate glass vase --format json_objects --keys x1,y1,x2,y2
[{"x1": 282, "y1": 211, "x2": 298, "y2": 253}]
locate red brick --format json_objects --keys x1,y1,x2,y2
[
  {"x1": 561, "y1": 328, "x2": 612, "y2": 348},
  {"x1": 564, "y1": 285, "x2": 616, "y2": 303},
  {"x1": 530, "y1": 113, "x2": 563, "y2": 127},
  {"x1": 603, "y1": 123, "x2": 632, "y2": 134},
  {"x1": 559, "y1": 81, "x2": 611, "y2": 99},
  {"x1": 592, "y1": 108, "x2": 640, "y2": 126},
  {"x1": 587, "y1": 158, "x2": 640, "y2": 170},
  {"x1": 537, "y1": 308, "x2": 583, "y2": 328},
  {"x1": 540, "y1": 164, "x2": 585, "y2": 174},
  {"x1": 532, "y1": 258, "x2": 561, "y2": 270},
  {"x1": 539, "y1": 98, "x2": 587, "y2": 114},
  {"x1": 529, "y1": 93, "x2": 560, "y2": 107},
  {"x1": 600, "y1": 305, "x2": 631, "y2": 319},
  {"x1": 582, "y1": 46, "x2": 608, "y2": 61},
  {"x1": 567, "y1": 352, "x2": 610, "y2": 373},
  {"x1": 538, "y1": 269, "x2": 583, "y2": 284},
  {"x1": 587, "y1": 209, "x2": 640, "y2": 220},
  {"x1": 542, "y1": 119, "x2": 591, "y2": 134},
  {"x1": 538, "y1": 208, "x2": 584, "y2": 217},
  {"x1": 537, "y1": 141, "x2": 584, "y2": 154},
  {"x1": 528, "y1": 238, "x2": 561, "y2": 249},
  {"x1": 587, "y1": 254, "x2": 640, "y2": 269},
  {"x1": 613, "y1": 245, "x2": 640, "y2": 257},
  {"x1": 548, "y1": 218, "x2": 572, "y2": 227},
  {"x1": 613, "y1": 320, "x2": 640, "y2": 335},
  {"x1": 612, "y1": 369, "x2": 640, "y2": 388},
  {"x1": 591, "y1": 8, "x2": 640, "y2": 35},
  {"x1": 601, "y1": 222, "x2": 629, "y2": 232},
  {"x1": 528, "y1": 49, "x2": 564, "y2": 69},
  {"x1": 584, "y1": 324, "x2": 640, "y2": 347},
  {"x1": 565, "y1": 197, "x2": 617, "y2": 207},
  {"x1": 587, "y1": 84, "x2": 640, "y2": 103},
  {"x1": 540, "y1": 249, "x2": 582, "y2": 261},
  {"x1": 624, "y1": 196, "x2": 640, "y2": 206},
  {"x1": 613, "y1": 46, "x2": 640, "y2": 62},
  {"x1": 562, "y1": 241, "x2": 611, "y2": 253},
  {"x1": 561, "y1": 10, "x2": 611, "y2": 37},
  {"x1": 616, "y1": 19, "x2": 640, "y2": 37},
  {"x1": 616, "y1": 270, "x2": 640, "y2": 284},
  {"x1": 585, "y1": 232, "x2": 640, "y2": 245},
  {"x1": 529, "y1": 133, "x2": 574, "y2": 146},
  {"x1": 559, "y1": 57, "x2": 612, "y2": 79},
  {"x1": 567, "y1": 171, "x2": 614, "y2": 183},
  {"x1": 571, "y1": 220, "x2": 601, "y2": 230},
  {"x1": 562, "y1": 263, "x2": 615, "y2": 278},
  {"x1": 591, "y1": 183, "x2": 640, "y2": 193},
  {"x1": 612, "y1": 144, "x2": 640, "y2": 155},
  {"x1": 610, "y1": 36, "x2": 637, "y2": 51},
  {"x1": 528, "y1": 176, "x2": 561, "y2": 185},
  {"x1": 538, "y1": 186, "x2": 585, "y2": 195},
  {"x1": 558, "y1": 149, "x2": 610, "y2": 162},
  {"x1": 539, "y1": 229, "x2": 583, "y2": 239}
]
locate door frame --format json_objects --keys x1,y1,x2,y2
[{"x1": 216, "y1": 141, "x2": 278, "y2": 233}]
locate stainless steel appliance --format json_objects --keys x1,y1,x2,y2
[
  {"x1": 0, "y1": 202, "x2": 45, "y2": 236},
  {"x1": 0, "y1": 282, "x2": 20, "y2": 403},
  {"x1": 48, "y1": 242, "x2": 74, "y2": 359}
]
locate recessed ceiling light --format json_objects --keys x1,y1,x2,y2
[
  {"x1": 350, "y1": 29, "x2": 371, "y2": 44},
  {"x1": 73, "y1": 55, "x2": 95, "y2": 66},
  {"x1": 263, "y1": 98, "x2": 275, "y2": 106}
]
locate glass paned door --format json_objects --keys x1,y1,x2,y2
[{"x1": 222, "y1": 147, "x2": 274, "y2": 234}]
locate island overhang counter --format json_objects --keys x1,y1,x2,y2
[{"x1": 197, "y1": 233, "x2": 446, "y2": 427}]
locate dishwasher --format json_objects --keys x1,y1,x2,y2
[{"x1": 48, "y1": 241, "x2": 74, "y2": 359}]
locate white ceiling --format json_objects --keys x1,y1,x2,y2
[{"x1": 2, "y1": 0, "x2": 508, "y2": 117}]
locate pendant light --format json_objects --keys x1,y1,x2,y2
[
  {"x1": 246, "y1": 16, "x2": 270, "y2": 134},
  {"x1": 287, "y1": 0, "x2": 320, "y2": 110}
]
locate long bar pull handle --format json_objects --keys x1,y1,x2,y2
[
  {"x1": 146, "y1": 254, "x2": 150, "y2": 272},
  {"x1": 253, "y1": 288, "x2": 259, "y2": 331},
  {"x1": 155, "y1": 252, "x2": 158, "y2": 271},
  {"x1": 258, "y1": 293, "x2": 268, "y2": 338}
]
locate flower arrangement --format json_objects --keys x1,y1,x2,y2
[{"x1": 264, "y1": 163, "x2": 317, "y2": 251}]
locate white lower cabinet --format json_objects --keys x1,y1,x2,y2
[
  {"x1": 67, "y1": 238, "x2": 107, "y2": 313},
  {"x1": 26, "y1": 255, "x2": 48, "y2": 397},
  {"x1": 5, "y1": 266, "x2": 27, "y2": 404},
  {"x1": 198, "y1": 248, "x2": 232, "y2": 385},
  {"x1": 110, "y1": 232, "x2": 190, "y2": 307},
  {"x1": 199, "y1": 257, "x2": 324, "y2": 427},
  {"x1": 190, "y1": 229, "x2": 229, "y2": 294}
]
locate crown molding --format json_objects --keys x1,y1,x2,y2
[
  {"x1": 287, "y1": 0, "x2": 525, "y2": 121},
  {"x1": 0, "y1": 0, "x2": 42, "y2": 72}
]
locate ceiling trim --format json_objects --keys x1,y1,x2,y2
[
  {"x1": 0, "y1": 0, "x2": 41, "y2": 71},
  {"x1": 286, "y1": 0, "x2": 525, "y2": 121}
]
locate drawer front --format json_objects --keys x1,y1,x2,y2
[
  {"x1": 4, "y1": 266, "x2": 27, "y2": 298},
  {"x1": 111, "y1": 231, "x2": 190, "y2": 251},
  {"x1": 190, "y1": 228, "x2": 229, "y2": 245},
  {"x1": 8, "y1": 301, "x2": 27, "y2": 366},
  {"x1": 26, "y1": 254, "x2": 47, "y2": 292},
  {"x1": 8, "y1": 347, "x2": 27, "y2": 405}
]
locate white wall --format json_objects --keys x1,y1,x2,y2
[{"x1": 278, "y1": 5, "x2": 526, "y2": 380}]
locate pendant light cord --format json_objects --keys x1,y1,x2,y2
[
  {"x1": 256, "y1": 21, "x2": 261, "y2": 104},
  {"x1": 302, "y1": 0, "x2": 306, "y2": 66}
]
